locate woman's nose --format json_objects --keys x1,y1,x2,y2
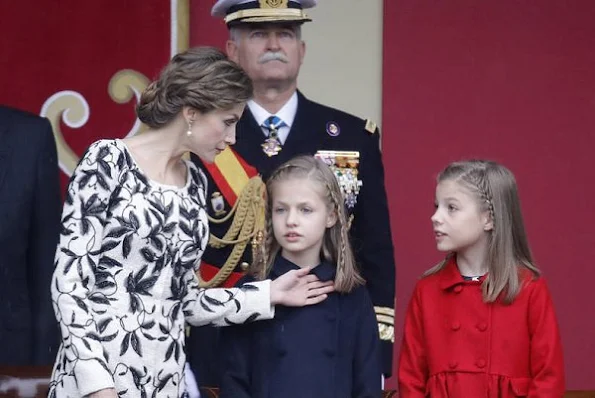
[{"x1": 226, "y1": 128, "x2": 237, "y2": 145}]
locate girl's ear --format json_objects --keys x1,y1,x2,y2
[
  {"x1": 483, "y1": 211, "x2": 494, "y2": 231},
  {"x1": 326, "y1": 210, "x2": 338, "y2": 228}
]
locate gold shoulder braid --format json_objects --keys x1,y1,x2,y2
[
  {"x1": 375, "y1": 306, "x2": 395, "y2": 343},
  {"x1": 197, "y1": 176, "x2": 266, "y2": 288}
]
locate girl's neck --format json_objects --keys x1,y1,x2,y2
[
  {"x1": 455, "y1": 248, "x2": 488, "y2": 277},
  {"x1": 281, "y1": 250, "x2": 320, "y2": 270}
]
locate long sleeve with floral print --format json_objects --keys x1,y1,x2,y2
[{"x1": 48, "y1": 140, "x2": 273, "y2": 398}]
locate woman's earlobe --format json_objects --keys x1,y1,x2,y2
[{"x1": 183, "y1": 106, "x2": 198, "y2": 121}]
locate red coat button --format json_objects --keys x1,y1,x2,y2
[
  {"x1": 453, "y1": 285, "x2": 463, "y2": 293},
  {"x1": 451, "y1": 321, "x2": 461, "y2": 331},
  {"x1": 448, "y1": 360, "x2": 458, "y2": 369},
  {"x1": 477, "y1": 322, "x2": 488, "y2": 331},
  {"x1": 476, "y1": 359, "x2": 486, "y2": 368}
]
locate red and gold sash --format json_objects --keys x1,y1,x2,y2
[
  {"x1": 202, "y1": 147, "x2": 259, "y2": 206},
  {"x1": 198, "y1": 148, "x2": 264, "y2": 288}
]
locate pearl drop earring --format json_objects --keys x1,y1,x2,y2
[{"x1": 187, "y1": 120, "x2": 193, "y2": 137}]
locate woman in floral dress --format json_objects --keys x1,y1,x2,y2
[{"x1": 48, "y1": 47, "x2": 334, "y2": 398}]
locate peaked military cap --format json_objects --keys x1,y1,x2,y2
[{"x1": 212, "y1": 0, "x2": 317, "y2": 27}]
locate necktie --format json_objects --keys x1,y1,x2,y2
[{"x1": 261, "y1": 116, "x2": 286, "y2": 157}]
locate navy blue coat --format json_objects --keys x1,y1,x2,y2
[
  {"x1": 219, "y1": 256, "x2": 382, "y2": 398},
  {"x1": 189, "y1": 92, "x2": 396, "y2": 384},
  {"x1": 0, "y1": 106, "x2": 61, "y2": 365}
]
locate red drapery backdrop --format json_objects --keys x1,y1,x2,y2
[{"x1": 0, "y1": 0, "x2": 186, "y2": 191}]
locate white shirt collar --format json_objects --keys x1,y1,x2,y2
[{"x1": 247, "y1": 92, "x2": 298, "y2": 144}]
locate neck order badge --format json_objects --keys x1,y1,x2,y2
[{"x1": 261, "y1": 115, "x2": 286, "y2": 157}]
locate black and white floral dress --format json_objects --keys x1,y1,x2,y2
[{"x1": 48, "y1": 139, "x2": 273, "y2": 398}]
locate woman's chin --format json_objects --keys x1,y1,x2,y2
[{"x1": 195, "y1": 152, "x2": 216, "y2": 164}]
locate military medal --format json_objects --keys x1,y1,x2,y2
[
  {"x1": 261, "y1": 137, "x2": 282, "y2": 157},
  {"x1": 261, "y1": 126, "x2": 282, "y2": 157},
  {"x1": 326, "y1": 121, "x2": 340, "y2": 137},
  {"x1": 315, "y1": 150, "x2": 362, "y2": 210},
  {"x1": 210, "y1": 192, "x2": 226, "y2": 216}
]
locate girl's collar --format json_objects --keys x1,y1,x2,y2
[
  {"x1": 439, "y1": 256, "x2": 486, "y2": 290},
  {"x1": 270, "y1": 255, "x2": 336, "y2": 282}
]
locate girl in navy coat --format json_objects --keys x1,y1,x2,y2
[{"x1": 219, "y1": 155, "x2": 382, "y2": 398}]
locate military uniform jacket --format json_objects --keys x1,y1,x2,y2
[
  {"x1": 192, "y1": 91, "x2": 396, "y2": 374},
  {"x1": 219, "y1": 256, "x2": 382, "y2": 398}
]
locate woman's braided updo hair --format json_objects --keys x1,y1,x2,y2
[{"x1": 136, "y1": 46, "x2": 253, "y2": 129}]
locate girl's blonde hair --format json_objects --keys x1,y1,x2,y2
[
  {"x1": 424, "y1": 160, "x2": 539, "y2": 303},
  {"x1": 250, "y1": 155, "x2": 364, "y2": 293}
]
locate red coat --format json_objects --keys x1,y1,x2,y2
[{"x1": 398, "y1": 258, "x2": 565, "y2": 398}]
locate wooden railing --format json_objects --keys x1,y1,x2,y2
[
  {"x1": 199, "y1": 387, "x2": 397, "y2": 397},
  {"x1": 0, "y1": 366, "x2": 592, "y2": 397}
]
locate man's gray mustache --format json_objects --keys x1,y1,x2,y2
[{"x1": 258, "y1": 52, "x2": 288, "y2": 63}]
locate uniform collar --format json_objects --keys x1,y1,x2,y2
[
  {"x1": 247, "y1": 91, "x2": 298, "y2": 129},
  {"x1": 439, "y1": 256, "x2": 486, "y2": 290},
  {"x1": 270, "y1": 254, "x2": 336, "y2": 282}
]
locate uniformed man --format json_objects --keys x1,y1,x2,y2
[{"x1": 187, "y1": 0, "x2": 396, "y2": 386}]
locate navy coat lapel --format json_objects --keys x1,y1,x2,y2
[
  {"x1": 278, "y1": 92, "x2": 320, "y2": 160},
  {"x1": 234, "y1": 108, "x2": 266, "y2": 167}
]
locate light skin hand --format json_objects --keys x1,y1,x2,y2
[
  {"x1": 87, "y1": 388, "x2": 118, "y2": 398},
  {"x1": 270, "y1": 267, "x2": 335, "y2": 306}
]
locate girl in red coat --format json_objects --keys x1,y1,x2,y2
[{"x1": 398, "y1": 160, "x2": 565, "y2": 398}]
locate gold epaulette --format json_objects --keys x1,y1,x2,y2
[
  {"x1": 197, "y1": 176, "x2": 266, "y2": 288},
  {"x1": 375, "y1": 306, "x2": 395, "y2": 343}
]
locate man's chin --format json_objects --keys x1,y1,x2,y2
[
  {"x1": 258, "y1": 64, "x2": 292, "y2": 75},
  {"x1": 255, "y1": 73, "x2": 297, "y2": 85}
]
